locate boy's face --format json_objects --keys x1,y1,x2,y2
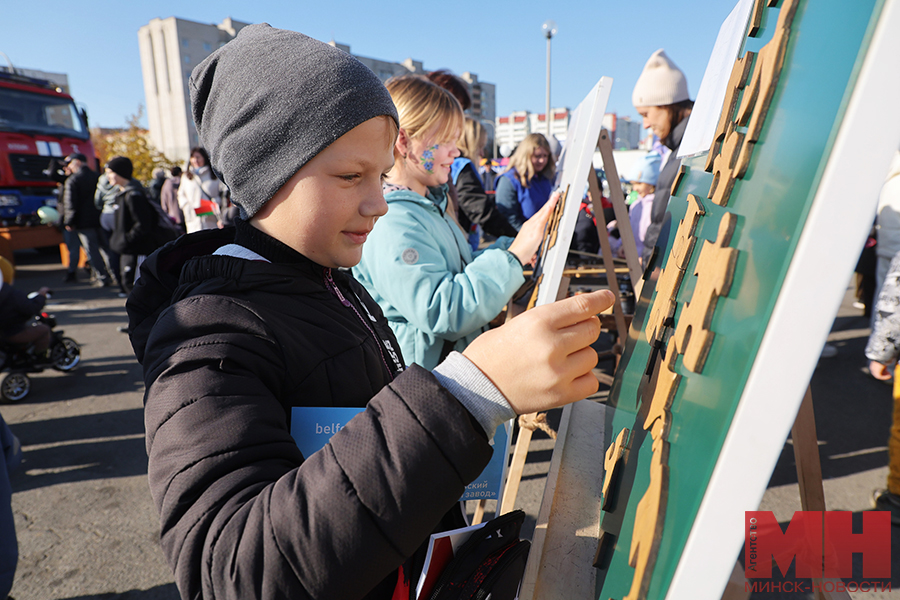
[{"x1": 252, "y1": 116, "x2": 395, "y2": 268}]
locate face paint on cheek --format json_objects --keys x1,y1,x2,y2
[{"x1": 419, "y1": 145, "x2": 437, "y2": 174}]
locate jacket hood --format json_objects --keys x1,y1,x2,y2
[{"x1": 126, "y1": 228, "x2": 332, "y2": 364}]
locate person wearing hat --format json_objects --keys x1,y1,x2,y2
[
  {"x1": 624, "y1": 151, "x2": 663, "y2": 261},
  {"x1": 632, "y1": 48, "x2": 694, "y2": 265},
  {"x1": 104, "y1": 156, "x2": 159, "y2": 294},
  {"x1": 61, "y1": 153, "x2": 114, "y2": 287},
  {"x1": 124, "y1": 23, "x2": 613, "y2": 600}
]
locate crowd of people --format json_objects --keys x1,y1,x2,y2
[{"x1": 54, "y1": 145, "x2": 238, "y2": 303}]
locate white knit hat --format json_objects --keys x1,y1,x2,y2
[{"x1": 632, "y1": 49, "x2": 690, "y2": 107}]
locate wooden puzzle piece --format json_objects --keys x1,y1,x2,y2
[
  {"x1": 645, "y1": 195, "x2": 705, "y2": 343},
  {"x1": 642, "y1": 337, "x2": 680, "y2": 438},
  {"x1": 601, "y1": 427, "x2": 630, "y2": 511},
  {"x1": 672, "y1": 214, "x2": 738, "y2": 373},
  {"x1": 621, "y1": 435, "x2": 669, "y2": 600},
  {"x1": 748, "y1": 0, "x2": 766, "y2": 37},
  {"x1": 670, "y1": 164, "x2": 686, "y2": 197},
  {"x1": 704, "y1": 51, "x2": 754, "y2": 174},
  {"x1": 707, "y1": 121, "x2": 747, "y2": 207},
  {"x1": 734, "y1": 0, "x2": 800, "y2": 179}
]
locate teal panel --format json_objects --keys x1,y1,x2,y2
[{"x1": 597, "y1": 0, "x2": 884, "y2": 598}]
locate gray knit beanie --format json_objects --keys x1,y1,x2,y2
[
  {"x1": 632, "y1": 49, "x2": 690, "y2": 108},
  {"x1": 189, "y1": 23, "x2": 399, "y2": 219}
]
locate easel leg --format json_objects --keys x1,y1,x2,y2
[
  {"x1": 790, "y1": 386, "x2": 850, "y2": 600},
  {"x1": 500, "y1": 278, "x2": 569, "y2": 514},
  {"x1": 472, "y1": 499, "x2": 487, "y2": 525},
  {"x1": 720, "y1": 561, "x2": 751, "y2": 600},
  {"x1": 501, "y1": 423, "x2": 535, "y2": 515}
]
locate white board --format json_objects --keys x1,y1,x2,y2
[{"x1": 533, "y1": 76, "x2": 612, "y2": 307}]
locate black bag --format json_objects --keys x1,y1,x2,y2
[
  {"x1": 427, "y1": 509, "x2": 531, "y2": 600},
  {"x1": 148, "y1": 201, "x2": 182, "y2": 246}
]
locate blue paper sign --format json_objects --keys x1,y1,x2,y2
[
  {"x1": 290, "y1": 407, "x2": 511, "y2": 502},
  {"x1": 290, "y1": 407, "x2": 362, "y2": 459}
]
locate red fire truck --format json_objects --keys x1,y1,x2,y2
[{"x1": 0, "y1": 67, "x2": 96, "y2": 223}]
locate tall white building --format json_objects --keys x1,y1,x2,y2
[
  {"x1": 495, "y1": 110, "x2": 644, "y2": 156},
  {"x1": 139, "y1": 18, "x2": 496, "y2": 165},
  {"x1": 602, "y1": 113, "x2": 642, "y2": 150},
  {"x1": 328, "y1": 42, "x2": 496, "y2": 146},
  {"x1": 138, "y1": 17, "x2": 250, "y2": 165},
  {"x1": 495, "y1": 108, "x2": 570, "y2": 156}
]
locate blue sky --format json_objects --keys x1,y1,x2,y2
[{"x1": 2, "y1": 0, "x2": 736, "y2": 130}]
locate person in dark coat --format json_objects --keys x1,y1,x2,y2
[
  {"x1": 452, "y1": 117, "x2": 518, "y2": 245},
  {"x1": 632, "y1": 49, "x2": 694, "y2": 266},
  {"x1": 147, "y1": 168, "x2": 167, "y2": 204},
  {"x1": 105, "y1": 157, "x2": 159, "y2": 293},
  {"x1": 61, "y1": 153, "x2": 113, "y2": 287},
  {"x1": 0, "y1": 411, "x2": 22, "y2": 599},
  {"x1": 126, "y1": 24, "x2": 613, "y2": 600}
]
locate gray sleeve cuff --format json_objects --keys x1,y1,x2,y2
[{"x1": 433, "y1": 351, "x2": 517, "y2": 440}]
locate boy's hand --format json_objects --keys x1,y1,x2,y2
[
  {"x1": 869, "y1": 360, "x2": 893, "y2": 381},
  {"x1": 507, "y1": 191, "x2": 560, "y2": 266},
  {"x1": 463, "y1": 290, "x2": 615, "y2": 414}
]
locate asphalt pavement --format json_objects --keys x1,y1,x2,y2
[{"x1": 2, "y1": 248, "x2": 899, "y2": 599}]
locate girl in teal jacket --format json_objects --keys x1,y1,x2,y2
[{"x1": 354, "y1": 75, "x2": 553, "y2": 370}]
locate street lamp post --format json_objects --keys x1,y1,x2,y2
[
  {"x1": 542, "y1": 20, "x2": 557, "y2": 138},
  {"x1": 480, "y1": 119, "x2": 497, "y2": 160}
]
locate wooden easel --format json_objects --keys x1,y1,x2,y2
[{"x1": 479, "y1": 129, "x2": 642, "y2": 522}]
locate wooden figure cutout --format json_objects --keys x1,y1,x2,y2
[
  {"x1": 705, "y1": 52, "x2": 754, "y2": 174},
  {"x1": 672, "y1": 214, "x2": 738, "y2": 373},
  {"x1": 735, "y1": 0, "x2": 801, "y2": 179},
  {"x1": 645, "y1": 195, "x2": 705, "y2": 343},
  {"x1": 642, "y1": 337, "x2": 681, "y2": 439},
  {"x1": 748, "y1": 0, "x2": 767, "y2": 37},
  {"x1": 621, "y1": 435, "x2": 670, "y2": 600},
  {"x1": 602, "y1": 427, "x2": 630, "y2": 511},
  {"x1": 708, "y1": 122, "x2": 746, "y2": 207},
  {"x1": 671, "y1": 164, "x2": 686, "y2": 198}
]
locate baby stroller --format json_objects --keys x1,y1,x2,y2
[{"x1": 0, "y1": 310, "x2": 81, "y2": 402}]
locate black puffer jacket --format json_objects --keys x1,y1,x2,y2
[
  {"x1": 62, "y1": 165, "x2": 101, "y2": 229},
  {"x1": 127, "y1": 222, "x2": 492, "y2": 600}
]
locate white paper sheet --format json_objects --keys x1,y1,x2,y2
[{"x1": 678, "y1": 0, "x2": 756, "y2": 158}]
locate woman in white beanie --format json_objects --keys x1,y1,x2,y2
[{"x1": 632, "y1": 48, "x2": 693, "y2": 265}]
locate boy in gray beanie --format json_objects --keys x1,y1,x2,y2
[
  {"x1": 190, "y1": 23, "x2": 399, "y2": 219},
  {"x1": 129, "y1": 23, "x2": 613, "y2": 600}
]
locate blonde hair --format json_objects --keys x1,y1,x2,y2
[
  {"x1": 456, "y1": 117, "x2": 487, "y2": 161},
  {"x1": 506, "y1": 133, "x2": 555, "y2": 187},
  {"x1": 385, "y1": 75, "x2": 464, "y2": 158}
]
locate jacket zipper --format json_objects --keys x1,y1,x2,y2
[{"x1": 324, "y1": 268, "x2": 398, "y2": 379}]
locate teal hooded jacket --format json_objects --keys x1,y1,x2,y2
[{"x1": 354, "y1": 185, "x2": 525, "y2": 370}]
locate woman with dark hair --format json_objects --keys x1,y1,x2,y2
[
  {"x1": 632, "y1": 49, "x2": 693, "y2": 265},
  {"x1": 177, "y1": 146, "x2": 220, "y2": 233},
  {"x1": 495, "y1": 133, "x2": 556, "y2": 231}
]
